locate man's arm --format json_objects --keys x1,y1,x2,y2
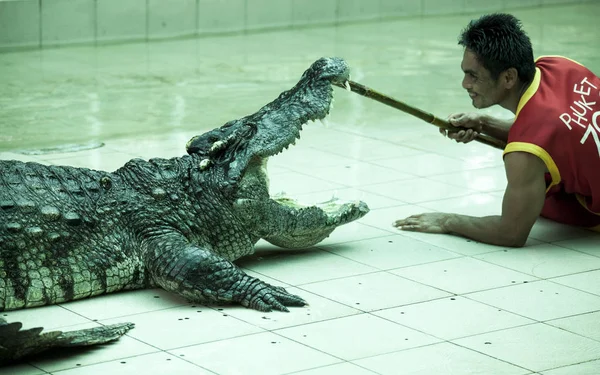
[
  {"x1": 446, "y1": 113, "x2": 514, "y2": 144},
  {"x1": 443, "y1": 151, "x2": 547, "y2": 247},
  {"x1": 479, "y1": 115, "x2": 514, "y2": 144}
]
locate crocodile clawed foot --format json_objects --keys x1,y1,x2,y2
[{"x1": 240, "y1": 280, "x2": 307, "y2": 312}]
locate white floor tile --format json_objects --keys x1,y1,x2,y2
[
  {"x1": 287, "y1": 126, "x2": 365, "y2": 151},
  {"x1": 373, "y1": 296, "x2": 534, "y2": 340},
  {"x1": 360, "y1": 178, "x2": 476, "y2": 204},
  {"x1": 0, "y1": 152, "x2": 48, "y2": 164},
  {"x1": 539, "y1": 360, "x2": 600, "y2": 375},
  {"x1": 2, "y1": 305, "x2": 91, "y2": 332},
  {"x1": 372, "y1": 153, "x2": 494, "y2": 177},
  {"x1": 103, "y1": 131, "x2": 194, "y2": 159},
  {"x1": 49, "y1": 352, "x2": 212, "y2": 375},
  {"x1": 289, "y1": 362, "x2": 379, "y2": 375},
  {"x1": 100, "y1": 305, "x2": 263, "y2": 350},
  {"x1": 233, "y1": 247, "x2": 379, "y2": 286},
  {"x1": 300, "y1": 128, "x2": 425, "y2": 162},
  {"x1": 551, "y1": 270, "x2": 600, "y2": 296},
  {"x1": 354, "y1": 342, "x2": 529, "y2": 375},
  {"x1": 528, "y1": 217, "x2": 596, "y2": 243},
  {"x1": 293, "y1": 187, "x2": 406, "y2": 210},
  {"x1": 398, "y1": 229, "x2": 543, "y2": 256},
  {"x1": 170, "y1": 332, "x2": 340, "y2": 375},
  {"x1": 416, "y1": 192, "x2": 502, "y2": 217},
  {"x1": 29, "y1": 322, "x2": 158, "y2": 373},
  {"x1": 240, "y1": 268, "x2": 294, "y2": 288},
  {"x1": 475, "y1": 243, "x2": 600, "y2": 278},
  {"x1": 43, "y1": 149, "x2": 137, "y2": 172},
  {"x1": 546, "y1": 311, "x2": 600, "y2": 342},
  {"x1": 391, "y1": 257, "x2": 538, "y2": 294},
  {"x1": 288, "y1": 161, "x2": 416, "y2": 188},
  {"x1": 300, "y1": 271, "x2": 451, "y2": 312},
  {"x1": 402, "y1": 133, "x2": 505, "y2": 164},
  {"x1": 427, "y1": 165, "x2": 507, "y2": 192},
  {"x1": 453, "y1": 323, "x2": 600, "y2": 372},
  {"x1": 221, "y1": 287, "x2": 362, "y2": 330},
  {"x1": 467, "y1": 281, "x2": 600, "y2": 321},
  {"x1": 269, "y1": 171, "x2": 346, "y2": 196},
  {"x1": 553, "y1": 235, "x2": 600, "y2": 258},
  {"x1": 275, "y1": 313, "x2": 440, "y2": 361},
  {"x1": 316, "y1": 221, "x2": 398, "y2": 246},
  {"x1": 339, "y1": 121, "x2": 429, "y2": 145},
  {"x1": 269, "y1": 147, "x2": 356, "y2": 170},
  {"x1": 321, "y1": 234, "x2": 460, "y2": 270},
  {"x1": 60, "y1": 288, "x2": 188, "y2": 321}
]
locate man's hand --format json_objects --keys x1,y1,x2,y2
[
  {"x1": 439, "y1": 113, "x2": 484, "y2": 143},
  {"x1": 393, "y1": 213, "x2": 452, "y2": 234}
]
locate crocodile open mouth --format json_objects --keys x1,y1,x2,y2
[{"x1": 234, "y1": 72, "x2": 368, "y2": 250}]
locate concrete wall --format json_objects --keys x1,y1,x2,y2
[{"x1": 0, "y1": 0, "x2": 595, "y2": 52}]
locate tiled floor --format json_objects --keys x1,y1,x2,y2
[{"x1": 2, "y1": 3, "x2": 600, "y2": 375}]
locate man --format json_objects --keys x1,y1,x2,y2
[{"x1": 393, "y1": 13, "x2": 600, "y2": 247}]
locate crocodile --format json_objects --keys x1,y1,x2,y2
[{"x1": 0, "y1": 57, "x2": 369, "y2": 364}]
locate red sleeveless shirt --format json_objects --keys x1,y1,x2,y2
[{"x1": 504, "y1": 56, "x2": 600, "y2": 217}]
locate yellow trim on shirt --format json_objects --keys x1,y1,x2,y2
[
  {"x1": 503, "y1": 142, "x2": 561, "y2": 193},
  {"x1": 515, "y1": 67, "x2": 541, "y2": 118},
  {"x1": 535, "y1": 55, "x2": 584, "y2": 67}
]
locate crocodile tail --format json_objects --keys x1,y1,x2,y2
[{"x1": 0, "y1": 318, "x2": 134, "y2": 365}]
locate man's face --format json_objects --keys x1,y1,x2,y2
[{"x1": 460, "y1": 49, "x2": 503, "y2": 109}]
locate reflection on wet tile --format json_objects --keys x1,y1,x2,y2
[
  {"x1": 300, "y1": 271, "x2": 451, "y2": 312},
  {"x1": 468, "y1": 280, "x2": 600, "y2": 321},
  {"x1": 453, "y1": 323, "x2": 600, "y2": 373},
  {"x1": 392, "y1": 257, "x2": 539, "y2": 295},
  {"x1": 475, "y1": 244, "x2": 600, "y2": 278},
  {"x1": 373, "y1": 296, "x2": 534, "y2": 340},
  {"x1": 49, "y1": 352, "x2": 213, "y2": 375},
  {"x1": 170, "y1": 332, "x2": 339, "y2": 375},
  {"x1": 275, "y1": 314, "x2": 440, "y2": 361},
  {"x1": 355, "y1": 342, "x2": 527, "y2": 375}
]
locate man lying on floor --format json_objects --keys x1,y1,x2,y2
[{"x1": 393, "y1": 13, "x2": 600, "y2": 247}]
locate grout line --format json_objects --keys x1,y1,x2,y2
[
  {"x1": 448, "y1": 339, "x2": 537, "y2": 373},
  {"x1": 38, "y1": 0, "x2": 43, "y2": 49},
  {"x1": 533, "y1": 357, "x2": 600, "y2": 373},
  {"x1": 93, "y1": 0, "x2": 98, "y2": 46},
  {"x1": 145, "y1": 0, "x2": 150, "y2": 43}
]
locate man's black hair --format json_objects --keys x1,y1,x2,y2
[{"x1": 458, "y1": 13, "x2": 536, "y2": 83}]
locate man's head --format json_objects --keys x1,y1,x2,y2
[{"x1": 458, "y1": 13, "x2": 536, "y2": 110}]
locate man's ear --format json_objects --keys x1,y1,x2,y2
[{"x1": 502, "y1": 67, "x2": 519, "y2": 89}]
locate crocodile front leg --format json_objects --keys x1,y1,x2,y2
[
  {"x1": 233, "y1": 197, "x2": 369, "y2": 249},
  {"x1": 144, "y1": 233, "x2": 306, "y2": 312}
]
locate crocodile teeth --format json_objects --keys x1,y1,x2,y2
[
  {"x1": 199, "y1": 158, "x2": 212, "y2": 170},
  {"x1": 319, "y1": 118, "x2": 330, "y2": 127},
  {"x1": 344, "y1": 80, "x2": 351, "y2": 91},
  {"x1": 210, "y1": 140, "x2": 226, "y2": 152}
]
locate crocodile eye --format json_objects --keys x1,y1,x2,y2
[{"x1": 244, "y1": 123, "x2": 257, "y2": 136}]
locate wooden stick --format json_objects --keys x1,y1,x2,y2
[{"x1": 334, "y1": 80, "x2": 507, "y2": 150}]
